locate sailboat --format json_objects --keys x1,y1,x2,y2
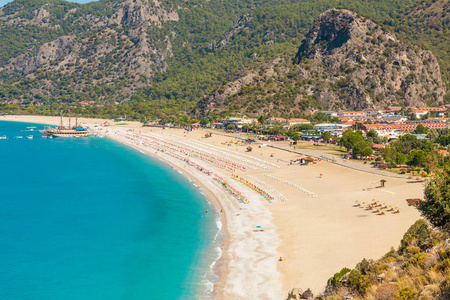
[{"x1": 44, "y1": 111, "x2": 89, "y2": 137}]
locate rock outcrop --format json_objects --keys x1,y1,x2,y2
[
  {"x1": 195, "y1": 9, "x2": 446, "y2": 117},
  {"x1": 0, "y1": 0, "x2": 178, "y2": 102},
  {"x1": 293, "y1": 9, "x2": 445, "y2": 109}
]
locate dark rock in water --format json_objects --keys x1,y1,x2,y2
[{"x1": 301, "y1": 288, "x2": 314, "y2": 299}]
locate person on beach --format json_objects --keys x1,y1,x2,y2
[
  {"x1": 206, "y1": 209, "x2": 208, "y2": 213},
  {"x1": 279, "y1": 257, "x2": 283, "y2": 261}
]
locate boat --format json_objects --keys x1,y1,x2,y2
[
  {"x1": 15, "y1": 136, "x2": 23, "y2": 139},
  {"x1": 26, "y1": 126, "x2": 36, "y2": 131},
  {"x1": 0, "y1": 136, "x2": 7, "y2": 139},
  {"x1": 44, "y1": 111, "x2": 90, "y2": 138},
  {"x1": 27, "y1": 135, "x2": 33, "y2": 139}
]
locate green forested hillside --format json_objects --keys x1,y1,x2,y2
[{"x1": 0, "y1": 0, "x2": 448, "y2": 119}]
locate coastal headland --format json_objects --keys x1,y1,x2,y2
[{"x1": 1, "y1": 115, "x2": 424, "y2": 299}]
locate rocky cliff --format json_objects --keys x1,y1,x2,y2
[
  {"x1": 0, "y1": 0, "x2": 178, "y2": 103},
  {"x1": 195, "y1": 9, "x2": 446, "y2": 117}
]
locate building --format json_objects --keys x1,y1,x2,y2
[
  {"x1": 286, "y1": 118, "x2": 310, "y2": 127},
  {"x1": 314, "y1": 123, "x2": 352, "y2": 137},
  {"x1": 320, "y1": 111, "x2": 338, "y2": 117},
  {"x1": 267, "y1": 117, "x2": 287, "y2": 124},
  {"x1": 411, "y1": 108, "x2": 429, "y2": 119},
  {"x1": 338, "y1": 111, "x2": 366, "y2": 118},
  {"x1": 364, "y1": 108, "x2": 383, "y2": 117},
  {"x1": 386, "y1": 106, "x2": 402, "y2": 113}
]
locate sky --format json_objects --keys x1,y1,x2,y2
[{"x1": 0, "y1": 0, "x2": 96, "y2": 8}]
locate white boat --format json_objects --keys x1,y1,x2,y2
[
  {"x1": 27, "y1": 135, "x2": 33, "y2": 139},
  {"x1": 0, "y1": 136, "x2": 7, "y2": 139}
]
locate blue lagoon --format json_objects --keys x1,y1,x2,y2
[{"x1": 0, "y1": 121, "x2": 220, "y2": 299}]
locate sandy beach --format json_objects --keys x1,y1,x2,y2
[{"x1": 1, "y1": 115, "x2": 425, "y2": 299}]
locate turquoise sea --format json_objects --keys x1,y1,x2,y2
[{"x1": 0, "y1": 121, "x2": 221, "y2": 299}]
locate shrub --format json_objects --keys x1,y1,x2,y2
[
  {"x1": 440, "y1": 274, "x2": 450, "y2": 294},
  {"x1": 406, "y1": 246, "x2": 421, "y2": 255},
  {"x1": 330, "y1": 268, "x2": 351, "y2": 287},
  {"x1": 419, "y1": 174, "x2": 450, "y2": 231},
  {"x1": 357, "y1": 258, "x2": 373, "y2": 275},
  {"x1": 434, "y1": 258, "x2": 450, "y2": 272},
  {"x1": 395, "y1": 287, "x2": 417, "y2": 300},
  {"x1": 348, "y1": 269, "x2": 361, "y2": 290},
  {"x1": 399, "y1": 220, "x2": 431, "y2": 252}
]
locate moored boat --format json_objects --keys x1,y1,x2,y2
[
  {"x1": 46, "y1": 127, "x2": 89, "y2": 137},
  {"x1": 44, "y1": 112, "x2": 90, "y2": 137}
]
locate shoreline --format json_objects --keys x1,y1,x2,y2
[
  {"x1": 0, "y1": 116, "x2": 239, "y2": 299},
  {"x1": 1, "y1": 115, "x2": 426, "y2": 298},
  {"x1": 105, "y1": 131, "x2": 232, "y2": 299}
]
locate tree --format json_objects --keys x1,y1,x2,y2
[
  {"x1": 366, "y1": 130, "x2": 378, "y2": 139},
  {"x1": 415, "y1": 124, "x2": 427, "y2": 134},
  {"x1": 292, "y1": 123, "x2": 314, "y2": 131},
  {"x1": 340, "y1": 130, "x2": 364, "y2": 151},
  {"x1": 200, "y1": 117, "x2": 208, "y2": 126},
  {"x1": 226, "y1": 124, "x2": 236, "y2": 132},
  {"x1": 407, "y1": 149, "x2": 427, "y2": 167},
  {"x1": 419, "y1": 174, "x2": 450, "y2": 231},
  {"x1": 396, "y1": 152, "x2": 407, "y2": 165},
  {"x1": 366, "y1": 129, "x2": 381, "y2": 143},
  {"x1": 321, "y1": 131, "x2": 332, "y2": 143},
  {"x1": 352, "y1": 140, "x2": 372, "y2": 158},
  {"x1": 380, "y1": 145, "x2": 397, "y2": 162},
  {"x1": 257, "y1": 115, "x2": 267, "y2": 126},
  {"x1": 424, "y1": 152, "x2": 438, "y2": 174},
  {"x1": 360, "y1": 145, "x2": 373, "y2": 157}
]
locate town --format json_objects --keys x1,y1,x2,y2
[{"x1": 165, "y1": 105, "x2": 450, "y2": 177}]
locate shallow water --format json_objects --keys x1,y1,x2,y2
[{"x1": 0, "y1": 121, "x2": 219, "y2": 299}]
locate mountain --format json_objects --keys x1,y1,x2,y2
[
  {"x1": 194, "y1": 9, "x2": 446, "y2": 117},
  {"x1": 0, "y1": 0, "x2": 448, "y2": 119}
]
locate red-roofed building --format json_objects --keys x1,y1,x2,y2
[
  {"x1": 411, "y1": 108, "x2": 429, "y2": 119},
  {"x1": 267, "y1": 117, "x2": 287, "y2": 124},
  {"x1": 387, "y1": 106, "x2": 402, "y2": 112},
  {"x1": 338, "y1": 111, "x2": 366, "y2": 118},
  {"x1": 286, "y1": 118, "x2": 310, "y2": 127},
  {"x1": 372, "y1": 144, "x2": 386, "y2": 149}
]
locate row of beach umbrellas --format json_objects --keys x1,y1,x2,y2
[{"x1": 232, "y1": 175, "x2": 274, "y2": 203}]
